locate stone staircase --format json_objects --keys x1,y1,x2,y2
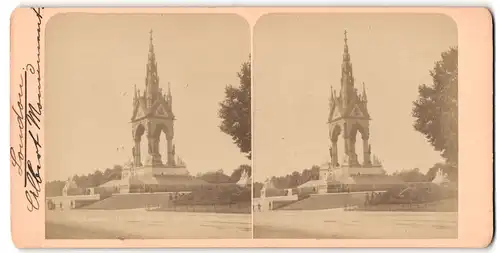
[
  {"x1": 278, "y1": 192, "x2": 367, "y2": 211},
  {"x1": 82, "y1": 193, "x2": 173, "y2": 210}
]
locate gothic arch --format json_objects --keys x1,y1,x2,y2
[
  {"x1": 151, "y1": 122, "x2": 173, "y2": 140},
  {"x1": 329, "y1": 124, "x2": 342, "y2": 142},
  {"x1": 152, "y1": 123, "x2": 166, "y2": 139},
  {"x1": 349, "y1": 121, "x2": 368, "y2": 140},
  {"x1": 133, "y1": 123, "x2": 146, "y2": 141},
  {"x1": 148, "y1": 121, "x2": 175, "y2": 166},
  {"x1": 132, "y1": 123, "x2": 146, "y2": 167},
  {"x1": 347, "y1": 121, "x2": 371, "y2": 166}
]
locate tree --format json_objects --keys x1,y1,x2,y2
[
  {"x1": 253, "y1": 182, "x2": 263, "y2": 198},
  {"x1": 219, "y1": 56, "x2": 251, "y2": 159},
  {"x1": 426, "y1": 163, "x2": 458, "y2": 182},
  {"x1": 197, "y1": 170, "x2": 231, "y2": 184},
  {"x1": 229, "y1": 164, "x2": 252, "y2": 183},
  {"x1": 392, "y1": 168, "x2": 427, "y2": 182},
  {"x1": 310, "y1": 165, "x2": 320, "y2": 180},
  {"x1": 412, "y1": 47, "x2": 458, "y2": 166},
  {"x1": 92, "y1": 170, "x2": 104, "y2": 187},
  {"x1": 46, "y1": 180, "x2": 66, "y2": 197}
]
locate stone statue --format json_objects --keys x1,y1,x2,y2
[
  {"x1": 237, "y1": 170, "x2": 249, "y2": 186},
  {"x1": 62, "y1": 177, "x2": 76, "y2": 197},
  {"x1": 261, "y1": 178, "x2": 270, "y2": 198},
  {"x1": 432, "y1": 169, "x2": 450, "y2": 185}
]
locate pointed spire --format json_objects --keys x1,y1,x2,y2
[
  {"x1": 148, "y1": 29, "x2": 156, "y2": 66},
  {"x1": 167, "y1": 81, "x2": 172, "y2": 106},
  {"x1": 168, "y1": 82, "x2": 172, "y2": 97},
  {"x1": 340, "y1": 29, "x2": 354, "y2": 107},
  {"x1": 149, "y1": 29, "x2": 154, "y2": 50},
  {"x1": 330, "y1": 85, "x2": 334, "y2": 101},
  {"x1": 343, "y1": 29, "x2": 349, "y2": 57},
  {"x1": 362, "y1": 82, "x2": 367, "y2": 101},
  {"x1": 145, "y1": 29, "x2": 160, "y2": 107}
]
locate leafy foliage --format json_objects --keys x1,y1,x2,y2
[
  {"x1": 196, "y1": 169, "x2": 231, "y2": 184},
  {"x1": 46, "y1": 180, "x2": 66, "y2": 197},
  {"x1": 253, "y1": 182, "x2": 264, "y2": 198},
  {"x1": 269, "y1": 165, "x2": 320, "y2": 189},
  {"x1": 253, "y1": 165, "x2": 320, "y2": 197},
  {"x1": 426, "y1": 163, "x2": 458, "y2": 182},
  {"x1": 72, "y1": 165, "x2": 123, "y2": 188},
  {"x1": 391, "y1": 163, "x2": 457, "y2": 183},
  {"x1": 45, "y1": 165, "x2": 123, "y2": 196},
  {"x1": 229, "y1": 164, "x2": 252, "y2": 183},
  {"x1": 194, "y1": 164, "x2": 251, "y2": 184},
  {"x1": 391, "y1": 168, "x2": 427, "y2": 182},
  {"x1": 412, "y1": 47, "x2": 458, "y2": 166},
  {"x1": 218, "y1": 56, "x2": 251, "y2": 159}
]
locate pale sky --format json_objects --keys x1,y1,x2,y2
[
  {"x1": 253, "y1": 13, "x2": 457, "y2": 182},
  {"x1": 45, "y1": 14, "x2": 250, "y2": 181}
]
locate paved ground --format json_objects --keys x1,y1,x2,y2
[
  {"x1": 46, "y1": 209, "x2": 252, "y2": 239},
  {"x1": 254, "y1": 209, "x2": 458, "y2": 239}
]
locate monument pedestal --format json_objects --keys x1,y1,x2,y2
[
  {"x1": 139, "y1": 164, "x2": 189, "y2": 177},
  {"x1": 120, "y1": 163, "x2": 192, "y2": 193}
]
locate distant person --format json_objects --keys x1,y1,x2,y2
[
  {"x1": 364, "y1": 192, "x2": 369, "y2": 207},
  {"x1": 269, "y1": 202, "x2": 272, "y2": 210},
  {"x1": 258, "y1": 203, "x2": 261, "y2": 211}
]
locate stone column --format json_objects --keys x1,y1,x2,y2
[
  {"x1": 133, "y1": 139, "x2": 141, "y2": 167},
  {"x1": 363, "y1": 137, "x2": 371, "y2": 166},
  {"x1": 330, "y1": 138, "x2": 338, "y2": 167},
  {"x1": 344, "y1": 136, "x2": 350, "y2": 163},
  {"x1": 166, "y1": 138, "x2": 175, "y2": 166},
  {"x1": 147, "y1": 136, "x2": 162, "y2": 166},
  {"x1": 154, "y1": 138, "x2": 162, "y2": 165},
  {"x1": 349, "y1": 137, "x2": 359, "y2": 166},
  {"x1": 341, "y1": 137, "x2": 352, "y2": 165}
]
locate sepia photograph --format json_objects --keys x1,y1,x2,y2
[
  {"x1": 252, "y1": 13, "x2": 458, "y2": 239},
  {"x1": 43, "y1": 13, "x2": 252, "y2": 239},
  {"x1": 9, "y1": 7, "x2": 493, "y2": 248}
]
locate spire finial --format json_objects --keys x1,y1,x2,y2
[
  {"x1": 362, "y1": 82, "x2": 367, "y2": 101},
  {"x1": 148, "y1": 29, "x2": 154, "y2": 54},
  {"x1": 343, "y1": 29, "x2": 349, "y2": 53},
  {"x1": 329, "y1": 85, "x2": 334, "y2": 103}
]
